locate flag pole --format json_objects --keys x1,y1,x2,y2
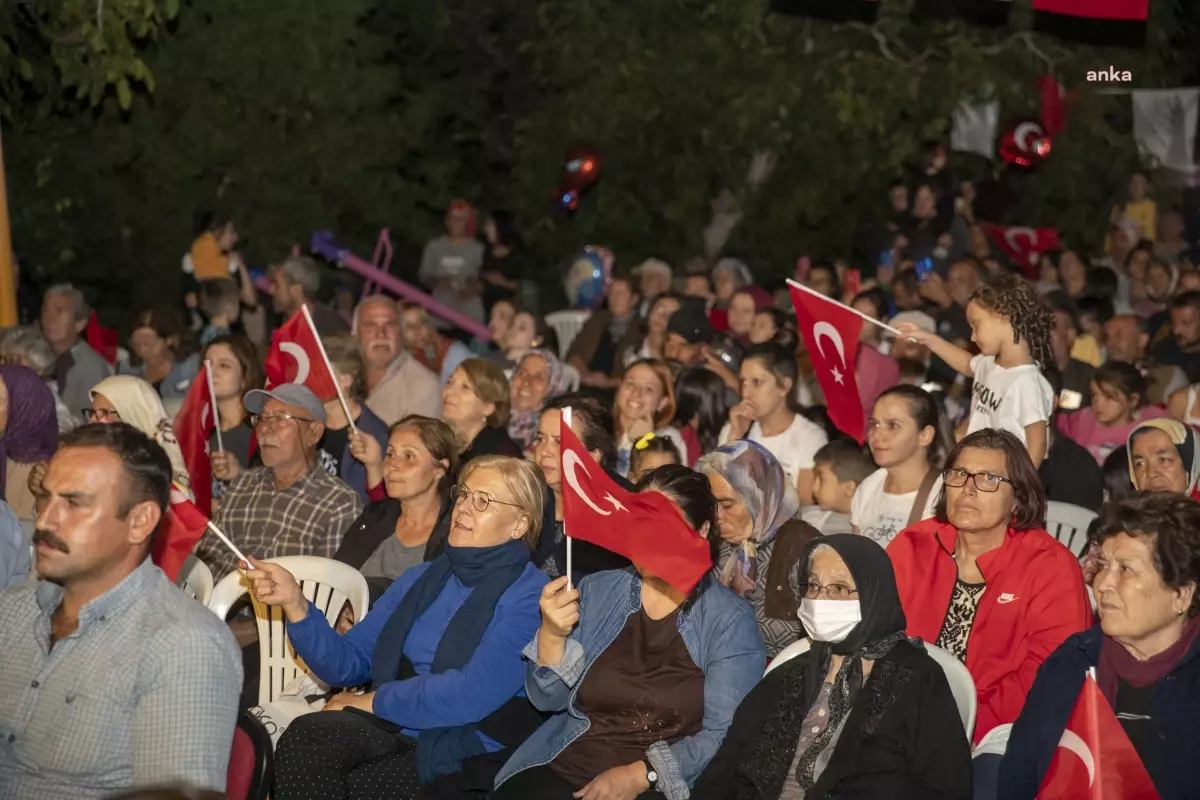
[
  {"x1": 207, "y1": 519, "x2": 250, "y2": 566},
  {"x1": 786, "y1": 278, "x2": 904, "y2": 336},
  {"x1": 301, "y1": 304, "x2": 358, "y2": 434},
  {"x1": 563, "y1": 406, "x2": 573, "y2": 590},
  {"x1": 205, "y1": 359, "x2": 224, "y2": 453}
]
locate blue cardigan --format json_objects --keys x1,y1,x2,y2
[
  {"x1": 286, "y1": 560, "x2": 548, "y2": 740},
  {"x1": 999, "y1": 622, "x2": 1200, "y2": 800}
]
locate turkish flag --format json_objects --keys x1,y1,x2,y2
[
  {"x1": 264, "y1": 308, "x2": 339, "y2": 401},
  {"x1": 788, "y1": 283, "x2": 865, "y2": 444},
  {"x1": 85, "y1": 311, "x2": 119, "y2": 365},
  {"x1": 153, "y1": 484, "x2": 209, "y2": 582},
  {"x1": 1038, "y1": 675, "x2": 1161, "y2": 799},
  {"x1": 1032, "y1": 0, "x2": 1147, "y2": 45},
  {"x1": 978, "y1": 223, "x2": 1061, "y2": 280},
  {"x1": 559, "y1": 414, "x2": 712, "y2": 593},
  {"x1": 173, "y1": 363, "x2": 214, "y2": 516}
]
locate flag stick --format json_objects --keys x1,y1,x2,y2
[
  {"x1": 786, "y1": 278, "x2": 904, "y2": 336},
  {"x1": 301, "y1": 304, "x2": 358, "y2": 434},
  {"x1": 205, "y1": 359, "x2": 224, "y2": 453},
  {"x1": 206, "y1": 519, "x2": 250, "y2": 566},
  {"x1": 563, "y1": 406, "x2": 573, "y2": 590}
]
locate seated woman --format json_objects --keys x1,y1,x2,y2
[
  {"x1": 1126, "y1": 418, "x2": 1200, "y2": 500},
  {"x1": 119, "y1": 308, "x2": 201, "y2": 401},
  {"x1": 442, "y1": 358, "x2": 522, "y2": 464},
  {"x1": 999, "y1": 491, "x2": 1200, "y2": 800},
  {"x1": 507, "y1": 349, "x2": 571, "y2": 451},
  {"x1": 254, "y1": 455, "x2": 550, "y2": 799},
  {"x1": 1058, "y1": 361, "x2": 1163, "y2": 465},
  {"x1": 888, "y1": 428, "x2": 1092, "y2": 793},
  {"x1": 493, "y1": 465, "x2": 766, "y2": 800},
  {"x1": 692, "y1": 534, "x2": 972, "y2": 800},
  {"x1": 697, "y1": 440, "x2": 815, "y2": 658},
  {"x1": 89, "y1": 374, "x2": 192, "y2": 491},
  {"x1": 335, "y1": 416, "x2": 458, "y2": 600},
  {"x1": 613, "y1": 359, "x2": 688, "y2": 477}
]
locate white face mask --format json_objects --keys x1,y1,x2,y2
[{"x1": 797, "y1": 598, "x2": 862, "y2": 643}]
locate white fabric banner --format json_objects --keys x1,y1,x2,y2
[
  {"x1": 1133, "y1": 88, "x2": 1200, "y2": 173},
  {"x1": 951, "y1": 99, "x2": 1000, "y2": 160}
]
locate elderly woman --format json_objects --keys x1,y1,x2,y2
[
  {"x1": 0, "y1": 364, "x2": 59, "y2": 529},
  {"x1": 442, "y1": 358, "x2": 522, "y2": 463},
  {"x1": 507, "y1": 348, "x2": 571, "y2": 450},
  {"x1": 697, "y1": 440, "x2": 816, "y2": 658},
  {"x1": 89, "y1": 375, "x2": 191, "y2": 491},
  {"x1": 252, "y1": 455, "x2": 550, "y2": 799},
  {"x1": 493, "y1": 465, "x2": 765, "y2": 800},
  {"x1": 0, "y1": 325, "x2": 75, "y2": 431},
  {"x1": 1000, "y1": 491, "x2": 1200, "y2": 800},
  {"x1": 1126, "y1": 418, "x2": 1200, "y2": 500},
  {"x1": 692, "y1": 535, "x2": 972, "y2": 799}
]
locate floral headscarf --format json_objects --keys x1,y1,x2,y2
[
  {"x1": 90, "y1": 375, "x2": 191, "y2": 491},
  {"x1": 507, "y1": 349, "x2": 570, "y2": 450},
  {"x1": 1126, "y1": 418, "x2": 1200, "y2": 500},
  {"x1": 0, "y1": 364, "x2": 58, "y2": 489},
  {"x1": 697, "y1": 439, "x2": 799, "y2": 589}
]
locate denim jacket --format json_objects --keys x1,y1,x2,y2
[{"x1": 495, "y1": 568, "x2": 766, "y2": 800}]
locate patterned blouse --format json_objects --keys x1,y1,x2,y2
[{"x1": 935, "y1": 579, "x2": 987, "y2": 662}]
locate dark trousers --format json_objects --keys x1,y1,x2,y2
[
  {"x1": 274, "y1": 710, "x2": 420, "y2": 800},
  {"x1": 492, "y1": 765, "x2": 658, "y2": 800}
]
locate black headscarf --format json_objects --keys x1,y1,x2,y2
[{"x1": 787, "y1": 534, "x2": 913, "y2": 790}]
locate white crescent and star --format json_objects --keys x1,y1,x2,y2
[
  {"x1": 812, "y1": 321, "x2": 849, "y2": 385},
  {"x1": 1056, "y1": 730, "x2": 1096, "y2": 787},
  {"x1": 1014, "y1": 121, "x2": 1044, "y2": 153},
  {"x1": 563, "y1": 448, "x2": 627, "y2": 516},
  {"x1": 1003, "y1": 227, "x2": 1039, "y2": 265},
  {"x1": 280, "y1": 342, "x2": 311, "y2": 384}
]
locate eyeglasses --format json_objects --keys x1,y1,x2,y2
[
  {"x1": 251, "y1": 412, "x2": 316, "y2": 429},
  {"x1": 451, "y1": 484, "x2": 523, "y2": 514},
  {"x1": 803, "y1": 581, "x2": 859, "y2": 600},
  {"x1": 83, "y1": 408, "x2": 120, "y2": 423},
  {"x1": 943, "y1": 467, "x2": 1012, "y2": 493}
]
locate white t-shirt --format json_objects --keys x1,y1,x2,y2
[
  {"x1": 967, "y1": 355, "x2": 1053, "y2": 453},
  {"x1": 801, "y1": 506, "x2": 853, "y2": 536},
  {"x1": 851, "y1": 468, "x2": 942, "y2": 548},
  {"x1": 718, "y1": 413, "x2": 828, "y2": 488}
]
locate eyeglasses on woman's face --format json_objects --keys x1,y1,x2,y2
[
  {"x1": 943, "y1": 466, "x2": 1011, "y2": 493},
  {"x1": 803, "y1": 581, "x2": 859, "y2": 601},
  {"x1": 83, "y1": 408, "x2": 121, "y2": 424},
  {"x1": 451, "y1": 484, "x2": 522, "y2": 514}
]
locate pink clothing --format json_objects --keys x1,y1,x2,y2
[
  {"x1": 1057, "y1": 405, "x2": 1166, "y2": 464},
  {"x1": 856, "y1": 345, "x2": 900, "y2": 426}
]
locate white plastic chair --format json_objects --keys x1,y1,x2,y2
[
  {"x1": 924, "y1": 642, "x2": 977, "y2": 741},
  {"x1": 176, "y1": 555, "x2": 214, "y2": 606},
  {"x1": 545, "y1": 309, "x2": 591, "y2": 360},
  {"x1": 764, "y1": 637, "x2": 811, "y2": 675},
  {"x1": 209, "y1": 555, "x2": 370, "y2": 705},
  {"x1": 1044, "y1": 501, "x2": 1097, "y2": 560}
]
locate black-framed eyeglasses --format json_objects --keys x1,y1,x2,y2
[
  {"x1": 943, "y1": 467, "x2": 1012, "y2": 493},
  {"x1": 451, "y1": 484, "x2": 523, "y2": 514},
  {"x1": 250, "y1": 412, "x2": 316, "y2": 429},
  {"x1": 83, "y1": 408, "x2": 121, "y2": 423},
  {"x1": 803, "y1": 581, "x2": 859, "y2": 600}
]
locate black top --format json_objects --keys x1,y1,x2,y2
[
  {"x1": 321, "y1": 424, "x2": 351, "y2": 476},
  {"x1": 462, "y1": 425, "x2": 524, "y2": 466},
  {"x1": 1151, "y1": 337, "x2": 1200, "y2": 384},
  {"x1": 209, "y1": 419, "x2": 257, "y2": 469},
  {"x1": 333, "y1": 494, "x2": 453, "y2": 602},
  {"x1": 1039, "y1": 431, "x2": 1104, "y2": 512},
  {"x1": 1115, "y1": 678, "x2": 1156, "y2": 769}
]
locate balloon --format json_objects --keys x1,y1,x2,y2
[
  {"x1": 562, "y1": 145, "x2": 601, "y2": 190},
  {"x1": 564, "y1": 247, "x2": 614, "y2": 309},
  {"x1": 999, "y1": 118, "x2": 1052, "y2": 169}
]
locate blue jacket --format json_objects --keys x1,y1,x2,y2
[
  {"x1": 286, "y1": 560, "x2": 548, "y2": 743},
  {"x1": 119, "y1": 353, "x2": 201, "y2": 400},
  {"x1": 496, "y1": 569, "x2": 765, "y2": 800},
  {"x1": 338, "y1": 404, "x2": 390, "y2": 504},
  {"x1": 999, "y1": 623, "x2": 1200, "y2": 800}
]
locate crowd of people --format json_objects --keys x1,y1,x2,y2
[{"x1": 0, "y1": 166, "x2": 1199, "y2": 800}]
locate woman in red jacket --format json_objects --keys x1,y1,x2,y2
[{"x1": 887, "y1": 428, "x2": 1092, "y2": 797}]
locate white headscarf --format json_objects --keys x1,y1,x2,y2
[{"x1": 89, "y1": 375, "x2": 191, "y2": 491}]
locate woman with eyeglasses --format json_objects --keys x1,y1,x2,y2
[
  {"x1": 887, "y1": 428, "x2": 1092, "y2": 796},
  {"x1": 691, "y1": 534, "x2": 972, "y2": 800},
  {"x1": 252, "y1": 454, "x2": 550, "y2": 799},
  {"x1": 88, "y1": 374, "x2": 192, "y2": 491}
]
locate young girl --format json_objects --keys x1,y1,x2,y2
[
  {"x1": 673, "y1": 366, "x2": 734, "y2": 464},
  {"x1": 852, "y1": 385, "x2": 953, "y2": 546},
  {"x1": 627, "y1": 432, "x2": 683, "y2": 483},
  {"x1": 719, "y1": 342, "x2": 828, "y2": 504},
  {"x1": 1060, "y1": 361, "x2": 1163, "y2": 464},
  {"x1": 613, "y1": 359, "x2": 687, "y2": 476},
  {"x1": 896, "y1": 273, "x2": 1055, "y2": 467}
]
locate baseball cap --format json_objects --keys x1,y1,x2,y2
[
  {"x1": 244, "y1": 383, "x2": 327, "y2": 424},
  {"x1": 667, "y1": 298, "x2": 715, "y2": 345},
  {"x1": 887, "y1": 310, "x2": 936, "y2": 336}
]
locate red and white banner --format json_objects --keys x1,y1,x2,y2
[
  {"x1": 173, "y1": 363, "x2": 215, "y2": 516},
  {"x1": 264, "y1": 307, "x2": 340, "y2": 401},
  {"x1": 788, "y1": 282, "x2": 866, "y2": 444},
  {"x1": 1032, "y1": 0, "x2": 1148, "y2": 21},
  {"x1": 978, "y1": 223, "x2": 1061, "y2": 279}
]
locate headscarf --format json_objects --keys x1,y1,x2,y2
[
  {"x1": 696, "y1": 440, "x2": 799, "y2": 591},
  {"x1": 712, "y1": 258, "x2": 753, "y2": 290},
  {"x1": 90, "y1": 375, "x2": 191, "y2": 491},
  {"x1": 506, "y1": 349, "x2": 570, "y2": 449},
  {"x1": 786, "y1": 534, "x2": 913, "y2": 791},
  {"x1": 1126, "y1": 418, "x2": 1200, "y2": 500},
  {"x1": 0, "y1": 364, "x2": 58, "y2": 490}
]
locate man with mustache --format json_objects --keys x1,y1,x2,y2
[
  {"x1": 353, "y1": 296, "x2": 441, "y2": 425},
  {"x1": 0, "y1": 423, "x2": 241, "y2": 798}
]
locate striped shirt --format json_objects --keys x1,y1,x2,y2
[
  {"x1": 0, "y1": 558, "x2": 242, "y2": 799},
  {"x1": 199, "y1": 463, "x2": 363, "y2": 582}
]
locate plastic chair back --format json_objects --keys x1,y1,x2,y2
[
  {"x1": 1044, "y1": 501, "x2": 1097, "y2": 560},
  {"x1": 209, "y1": 556, "x2": 370, "y2": 704},
  {"x1": 764, "y1": 637, "x2": 811, "y2": 675},
  {"x1": 545, "y1": 309, "x2": 592, "y2": 360},
  {"x1": 925, "y1": 642, "x2": 977, "y2": 741},
  {"x1": 226, "y1": 708, "x2": 274, "y2": 800},
  {"x1": 176, "y1": 554, "x2": 214, "y2": 606}
]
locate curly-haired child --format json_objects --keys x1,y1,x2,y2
[{"x1": 896, "y1": 273, "x2": 1055, "y2": 466}]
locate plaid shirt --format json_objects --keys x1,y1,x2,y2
[
  {"x1": 200, "y1": 464, "x2": 363, "y2": 581},
  {"x1": 0, "y1": 558, "x2": 242, "y2": 799}
]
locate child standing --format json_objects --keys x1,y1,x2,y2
[
  {"x1": 803, "y1": 438, "x2": 876, "y2": 535},
  {"x1": 896, "y1": 273, "x2": 1055, "y2": 467}
]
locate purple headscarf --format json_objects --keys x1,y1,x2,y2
[{"x1": 0, "y1": 364, "x2": 58, "y2": 492}]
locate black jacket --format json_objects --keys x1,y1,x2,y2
[
  {"x1": 333, "y1": 494, "x2": 453, "y2": 601},
  {"x1": 692, "y1": 641, "x2": 971, "y2": 800},
  {"x1": 461, "y1": 425, "x2": 523, "y2": 465}
]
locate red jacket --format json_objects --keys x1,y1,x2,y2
[{"x1": 887, "y1": 518, "x2": 1093, "y2": 744}]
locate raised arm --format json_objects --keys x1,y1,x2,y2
[{"x1": 895, "y1": 323, "x2": 974, "y2": 377}]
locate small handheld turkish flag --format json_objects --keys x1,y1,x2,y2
[
  {"x1": 1038, "y1": 674, "x2": 1161, "y2": 799},
  {"x1": 154, "y1": 485, "x2": 209, "y2": 582},
  {"x1": 978, "y1": 223, "x2": 1061, "y2": 280},
  {"x1": 173, "y1": 363, "x2": 215, "y2": 516},
  {"x1": 788, "y1": 283, "x2": 866, "y2": 443},
  {"x1": 559, "y1": 414, "x2": 712, "y2": 593},
  {"x1": 264, "y1": 307, "x2": 339, "y2": 401}
]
